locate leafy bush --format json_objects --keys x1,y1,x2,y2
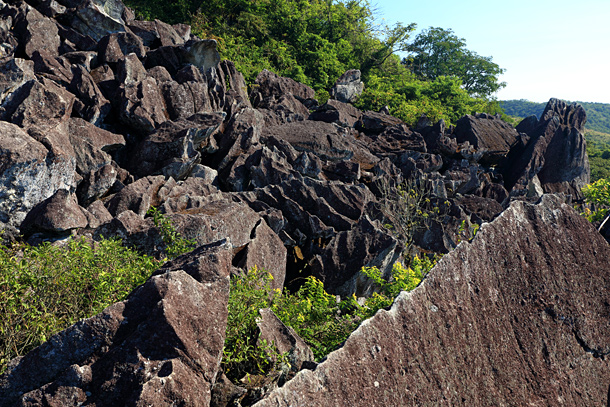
[
  {"x1": 582, "y1": 177, "x2": 610, "y2": 222},
  {"x1": 0, "y1": 238, "x2": 160, "y2": 373},
  {"x1": 222, "y1": 266, "x2": 279, "y2": 380},
  {"x1": 223, "y1": 257, "x2": 436, "y2": 383}
]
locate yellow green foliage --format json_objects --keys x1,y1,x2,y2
[
  {"x1": 582, "y1": 178, "x2": 610, "y2": 222},
  {"x1": 223, "y1": 256, "x2": 437, "y2": 383},
  {"x1": 0, "y1": 238, "x2": 161, "y2": 373}
]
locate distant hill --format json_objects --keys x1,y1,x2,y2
[
  {"x1": 500, "y1": 99, "x2": 610, "y2": 182},
  {"x1": 500, "y1": 99, "x2": 610, "y2": 134}
]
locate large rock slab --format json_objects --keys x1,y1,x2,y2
[
  {"x1": 254, "y1": 195, "x2": 610, "y2": 406},
  {"x1": 0, "y1": 241, "x2": 232, "y2": 407}
]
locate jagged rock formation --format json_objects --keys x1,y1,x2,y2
[
  {"x1": 0, "y1": 0, "x2": 605, "y2": 404},
  {"x1": 254, "y1": 195, "x2": 610, "y2": 406}
]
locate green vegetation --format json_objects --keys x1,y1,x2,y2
[
  {"x1": 404, "y1": 27, "x2": 506, "y2": 98},
  {"x1": 223, "y1": 258, "x2": 434, "y2": 383},
  {"x1": 0, "y1": 237, "x2": 161, "y2": 373},
  {"x1": 147, "y1": 207, "x2": 196, "y2": 259},
  {"x1": 0, "y1": 210, "x2": 197, "y2": 374},
  {"x1": 582, "y1": 178, "x2": 610, "y2": 222},
  {"x1": 124, "y1": 0, "x2": 505, "y2": 126}
]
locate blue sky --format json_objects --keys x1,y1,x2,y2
[{"x1": 372, "y1": 0, "x2": 610, "y2": 103}]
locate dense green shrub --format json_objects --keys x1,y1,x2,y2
[
  {"x1": 223, "y1": 258, "x2": 435, "y2": 383},
  {"x1": 582, "y1": 178, "x2": 610, "y2": 222},
  {"x1": 0, "y1": 238, "x2": 161, "y2": 373}
]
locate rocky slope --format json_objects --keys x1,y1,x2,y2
[{"x1": 0, "y1": 0, "x2": 606, "y2": 405}]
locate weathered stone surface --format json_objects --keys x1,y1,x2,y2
[
  {"x1": 118, "y1": 76, "x2": 169, "y2": 133},
  {"x1": 70, "y1": 0, "x2": 128, "y2": 42},
  {"x1": 454, "y1": 113, "x2": 518, "y2": 164},
  {"x1": 251, "y1": 69, "x2": 315, "y2": 105},
  {"x1": 330, "y1": 69, "x2": 364, "y2": 104},
  {"x1": 97, "y1": 31, "x2": 145, "y2": 65},
  {"x1": 13, "y1": 5, "x2": 60, "y2": 58},
  {"x1": 130, "y1": 113, "x2": 224, "y2": 178},
  {"x1": 0, "y1": 241, "x2": 232, "y2": 407},
  {"x1": 309, "y1": 99, "x2": 361, "y2": 128},
  {"x1": 310, "y1": 215, "x2": 400, "y2": 296},
  {"x1": 262, "y1": 120, "x2": 356, "y2": 162},
  {"x1": 182, "y1": 39, "x2": 220, "y2": 72},
  {"x1": 69, "y1": 65, "x2": 111, "y2": 125},
  {"x1": 256, "y1": 308, "x2": 314, "y2": 372},
  {"x1": 356, "y1": 110, "x2": 403, "y2": 134},
  {"x1": 234, "y1": 219, "x2": 287, "y2": 292},
  {"x1": 31, "y1": 50, "x2": 73, "y2": 85},
  {"x1": 501, "y1": 98, "x2": 590, "y2": 199},
  {"x1": 0, "y1": 121, "x2": 76, "y2": 228},
  {"x1": 255, "y1": 195, "x2": 610, "y2": 406},
  {"x1": 20, "y1": 189, "x2": 88, "y2": 237},
  {"x1": 1, "y1": 77, "x2": 75, "y2": 128},
  {"x1": 105, "y1": 175, "x2": 166, "y2": 217},
  {"x1": 128, "y1": 19, "x2": 185, "y2": 48},
  {"x1": 0, "y1": 58, "x2": 35, "y2": 105}
]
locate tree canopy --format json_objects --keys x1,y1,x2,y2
[
  {"x1": 124, "y1": 0, "x2": 506, "y2": 125},
  {"x1": 404, "y1": 27, "x2": 506, "y2": 98}
]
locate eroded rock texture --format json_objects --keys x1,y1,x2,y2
[{"x1": 254, "y1": 195, "x2": 610, "y2": 406}]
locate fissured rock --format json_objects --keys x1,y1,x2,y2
[{"x1": 254, "y1": 195, "x2": 610, "y2": 406}]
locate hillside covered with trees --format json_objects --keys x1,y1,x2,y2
[{"x1": 124, "y1": 0, "x2": 506, "y2": 126}]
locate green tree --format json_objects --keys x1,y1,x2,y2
[{"x1": 404, "y1": 27, "x2": 506, "y2": 98}]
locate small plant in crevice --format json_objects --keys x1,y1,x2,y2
[
  {"x1": 376, "y1": 176, "x2": 450, "y2": 253},
  {"x1": 147, "y1": 207, "x2": 197, "y2": 259}
]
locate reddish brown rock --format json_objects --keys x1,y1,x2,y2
[
  {"x1": 501, "y1": 98, "x2": 590, "y2": 199},
  {"x1": 2, "y1": 77, "x2": 75, "y2": 128},
  {"x1": 251, "y1": 69, "x2": 315, "y2": 105},
  {"x1": 309, "y1": 99, "x2": 362, "y2": 128},
  {"x1": 0, "y1": 241, "x2": 232, "y2": 407},
  {"x1": 256, "y1": 308, "x2": 314, "y2": 372},
  {"x1": 254, "y1": 195, "x2": 610, "y2": 406},
  {"x1": 20, "y1": 189, "x2": 88, "y2": 237},
  {"x1": 118, "y1": 76, "x2": 169, "y2": 133}
]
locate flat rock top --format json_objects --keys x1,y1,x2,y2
[{"x1": 255, "y1": 195, "x2": 610, "y2": 406}]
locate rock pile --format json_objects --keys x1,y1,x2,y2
[{"x1": 0, "y1": 0, "x2": 605, "y2": 405}]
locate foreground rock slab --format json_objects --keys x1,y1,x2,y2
[
  {"x1": 0, "y1": 242, "x2": 232, "y2": 407},
  {"x1": 254, "y1": 195, "x2": 610, "y2": 406}
]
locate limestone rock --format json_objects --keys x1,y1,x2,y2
[
  {"x1": 0, "y1": 121, "x2": 76, "y2": 228},
  {"x1": 254, "y1": 195, "x2": 610, "y2": 406},
  {"x1": 330, "y1": 69, "x2": 364, "y2": 104},
  {"x1": 20, "y1": 189, "x2": 88, "y2": 237}
]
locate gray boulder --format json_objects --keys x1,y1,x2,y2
[{"x1": 330, "y1": 69, "x2": 364, "y2": 104}]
